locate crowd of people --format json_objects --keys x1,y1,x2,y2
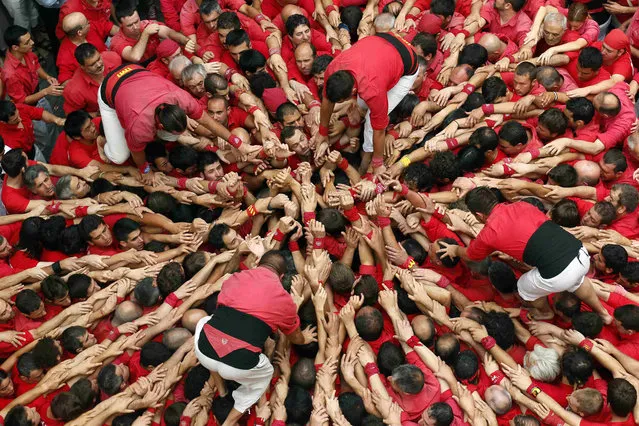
[{"x1": 2, "y1": 0, "x2": 639, "y2": 423}]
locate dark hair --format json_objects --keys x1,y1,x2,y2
[
  {"x1": 488, "y1": 261, "x2": 517, "y2": 294},
  {"x1": 340, "y1": 6, "x2": 362, "y2": 41},
  {"x1": 428, "y1": 402, "x2": 454, "y2": 426},
  {"x1": 112, "y1": 218, "x2": 141, "y2": 245},
  {"x1": 183, "y1": 251, "x2": 207, "y2": 279},
  {"x1": 17, "y1": 352, "x2": 40, "y2": 379},
  {"x1": 411, "y1": 32, "x2": 437, "y2": 57},
  {"x1": 482, "y1": 76, "x2": 508, "y2": 103},
  {"x1": 311, "y1": 55, "x2": 333, "y2": 76},
  {"x1": 539, "y1": 108, "x2": 568, "y2": 136},
  {"x1": 484, "y1": 312, "x2": 515, "y2": 349},
  {"x1": 134, "y1": 277, "x2": 160, "y2": 307},
  {"x1": 0, "y1": 100, "x2": 17, "y2": 124},
  {"x1": 430, "y1": 0, "x2": 455, "y2": 16},
  {"x1": 3, "y1": 25, "x2": 28, "y2": 49},
  {"x1": 549, "y1": 199, "x2": 580, "y2": 227},
  {"x1": 339, "y1": 393, "x2": 366, "y2": 426},
  {"x1": 79, "y1": 215, "x2": 105, "y2": 241},
  {"x1": 430, "y1": 151, "x2": 460, "y2": 183},
  {"x1": 566, "y1": 97, "x2": 595, "y2": 124},
  {"x1": 621, "y1": 261, "x2": 639, "y2": 285},
  {"x1": 15, "y1": 289, "x2": 42, "y2": 315},
  {"x1": 156, "y1": 103, "x2": 187, "y2": 133},
  {"x1": 184, "y1": 365, "x2": 210, "y2": 400},
  {"x1": 613, "y1": 183, "x2": 639, "y2": 212},
  {"x1": 601, "y1": 244, "x2": 628, "y2": 273},
  {"x1": 592, "y1": 201, "x2": 617, "y2": 226},
  {"x1": 39, "y1": 215, "x2": 67, "y2": 251},
  {"x1": 276, "y1": 101, "x2": 299, "y2": 124},
  {"x1": 169, "y1": 145, "x2": 198, "y2": 172},
  {"x1": 402, "y1": 163, "x2": 434, "y2": 192},
  {"x1": 603, "y1": 149, "x2": 628, "y2": 173},
  {"x1": 33, "y1": 337, "x2": 61, "y2": 368},
  {"x1": 61, "y1": 326, "x2": 89, "y2": 354},
  {"x1": 514, "y1": 61, "x2": 537, "y2": 80},
  {"x1": 548, "y1": 164, "x2": 577, "y2": 187},
  {"x1": 114, "y1": 0, "x2": 137, "y2": 21},
  {"x1": 164, "y1": 403, "x2": 187, "y2": 426},
  {"x1": 217, "y1": 11, "x2": 241, "y2": 30},
  {"x1": 64, "y1": 110, "x2": 92, "y2": 138},
  {"x1": 41, "y1": 275, "x2": 69, "y2": 302},
  {"x1": 157, "y1": 262, "x2": 185, "y2": 298},
  {"x1": 146, "y1": 191, "x2": 178, "y2": 218},
  {"x1": 578, "y1": 47, "x2": 603, "y2": 71},
  {"x1": 291, "y1": 357, "x2": 316, "y2": 390},
  {"x1": 434, "y1": 333, "x2": 460, "y2": 365},
  {"x1": 457, "y1": 145, "x2": 485, "y2": 172},
  {"x1": 285, "y1": 14, "x2": 310, "y2": 36},
  {"x1": 325, "y1": 71, "x2": 355, "y2": 103},
  {"x1": 51, "y1": 392, "x2": 84, "y2": 421},
  {"x1": 69, "y1": 378, "x2": 97, "y2": 409},
  {"x1": 553, "y1": 291, "x2": 581, "y2": 318},
  {"x1": 391, "y1": 364, "x2": 425, "y2": 394},
  {"x1": 97, "y1": 364, "x2": 124, "y2": 395},
  {"x1": 505, "y1": 0, "x2": 525, "y2": 11},
  {"x1": 258, "y1": 250, "x2": 288, "y2": 275},
  {"x1": 353, "y1": 275, "x2": 380, "y2": 306},
  {"x1": 328, "y1": 262, "x2": 355, "y2": 294},
  {"x1": 608, "y1": 378, "x2": 637, "y2": 417},
  {"x1": 453, "y1": 350, "x2": 479, "y2": 383},
  {"x1": 284, "y1": 386, "x2": 313, "y2": 424},
  {"x1": 317, "y1": 208, "x2": 347, "y2": 235},
  {"x1": 465, "y1": 187, "x2": 498, "y2": 216},
  {"x1": 572, "y1": 312, "x2": 603, "y2": 338},
  {"x1": 461, "y1": 92, "x2": 486, "y2": 112},
  {"x1": 614, "y1": 304, "x2": 639, "y2": 331},
  {"x1": 140, "y1": 341, "x2": 173, "y2": 367},
  {"x1": 562, "y1": 349, "x2": 593, "y2": 386},
  {"x1": 458, "y1": 44, "x2": 488, "y2": 69},
  {"x1": 248, "y1": 71, "x2": 277, "y2": 98},
  {"x1": 238, "y1": 49, "x2": 266, "y2": 74},
  {"x1": 355, "y1": 306, "x2": 384, "y2": 341},
  {"x1": 74, "y1": 42, "x2": 99, "y2": 65},
  {"x1": 499, "y1": 121, "x2": 528, "y2": 146},
  {"x1": 4, "y1": 406, "x2": 33, "y2": 426},
  {"x1": 377, "y1": 342, "x2": 405, "y2": 376},
  {"x1": 207, "y1": 223, "x2": 231, "y2": 249},
  {"x1": 1, "y1": 148, "x2": 26, "y2": 177},
  {"x1": 470, "y1": 127, "x2": 499, "y2": 152}
]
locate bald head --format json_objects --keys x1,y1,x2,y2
[
  {"x1": 594, "y1": 92, "x2": 622, "y2": 116},
  {"x1": 294, "y1": 42, "x2": 315, "y2": 76},
  {"x1": 449, "y1": 64, "x2": 473, "y2": 86},
  {"x1": 411, "y1": 315, "x2": 435, "y2": 344},
  {"x1": 484, "y1": 385, "x2": 512, "y2": 415},
  {"x1": 182, "y1": 309, "x2": 208, "y2": 332},
  {"x1": 574, "y1": 160, "x2": 601, "y2": 186},
  {"x1": 62, "y1": 12, "x2": 89, "y2": 38},
  {"x1": 536, "y1": 66, "x2": 563, "y2": 91},
  {"x1": 163, "y1": 328, "x2": 193, "y2": 350},
  {"x1": 281, "y1": 5, "x2": 304, "y2": 22},
  {"x1": 478, "y1": 33, "x2": 504, "y2": 61},
  {"x1": 112, "y1": 301, "x2": 143, "y2": 326}
]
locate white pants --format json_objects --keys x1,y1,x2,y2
[
  {"x1": 194, "y1": 316, "x2": 274, "y2": 414},
  {"x1": 359, "y1": 69, "x2": 420, "y2": 152},
  {"x1": 98, "y1": 83, "x2": 131, "y2": 165},
  {"x1": 517, "y1": 246, "x2": 590, "y2": 301}
]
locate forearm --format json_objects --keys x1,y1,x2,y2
[
  {"x1": 567, "y1": 139, "x2": 605, "y2": 155},
  {"x1": 24, "y1": 89, "x2": 47, "y2": 105},
  {"x1": 126, "y1": 35, "x2": 151, "y2": 62}
]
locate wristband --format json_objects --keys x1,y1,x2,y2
[
  {"x1": 147, "y1": 408, "x2": 156, "y2": 415},
  {"x1": 74, "y1": 206, "x2": 89, "y2": 217},
  {"x1": 208, "y1": 180, "x2": 219, "y2": 193},
  {"x1": 205, "y1": 144, "x2": 218, "y2": 152},
  {"x1": 255, "y1": 13, "x2": 267, "y2": 22},
  {"x1": 139, "y1": 161, "x2": 152, "y2": 174},
  {"x1": 272, "y1": 228, "x2": 286, "y2": 242},
  {"x1": 436, "y1": 276, "x2": 450, "y2": 288},
  {"x1": 228, "y1": 134, "x2": 243, "y2": 149},
  {"x1": 255, "y1": 418, "x2": 266, "y2": 426},
  {"x1": 341, "y1": 116, "x2": 350, "y2": 128},
  {"x1": 116, "y1": 296, "x2": 125, "y2": 304},
  {"x1": 313, "y1": 237, "x2": 325, "y2": 249},
  {"x1": 366, "y1": 230, "x2": 374, "y2": 240},
  {"x1": 268, "y1": 47, "x2": 281, "y2": 56},
  {"x1": 165, "y1": 293, "x2": 180, "y2": 307},
  {"x1": 406, "y1": 335, "x2": 423, "y2": 348},
  {"x1": 377, "y1": 216, "x2": 391, "y2": 228},
  {"x1": 309, "y1": 100, "x2": 321, "y2": 109},
  {"x1": 505, "y1": 54, "x2": 515, "y2": 62},
  {"x1": 503, "y1": 164, "x2": 515, "y2": 176},
  {"x1": 338, "y1": 23, "x2": 350, "y2": 31},
  {"x1": 224, "y1": 67, "x2": 236, "y2": 80},
  {"x1": 343, "y1": 206, "x2": 361, "y2": 222},
  {"x1": 288, "y1": 240, "x2": 300, "y2": 252},
  {"x1": 360, "y1": 264, "x2": 377, "y2": 275},
  {"x1": 406, "y1": 13, "x2": 418, "y2": 20},
  {"x1": 614, "y1": 284, "x2": 628, "y2": 296},
  {"x1": 481, "y1": 104, "x2": 495, "y2": 115},
  {"x1": 375, "y1": 182, "x2": 385, "y2": 194},
  {"x1": 399, "y1": 156, "x2": 412, "y2": 167},
  {"x1": 338, "y1": 158, "x2": 349, "y2": 171},
  {"x1": 578, "y1": 338, "x2": 593, "y2": 352},
  {"x1": 47, "y1": 201, "x2": 61, "y2": 214},
  {"x1": 387, "y1": 129, "x2": 400, "y2": 139},
  {"x1": 382, "y1": 279, "x2": 393, "y2": 288},
  {"x1": 177, "y1": 177, "x2": 188, "y2": 190},
  {"x1": 248, "y1": 105, "x2": 259, "y2": 115},
  {"x1": 52, "y1": 261, "x2": 62, "y2": 275},
  {"x1": 371, "y1": 156, "x2": 384, "y2": 168},
  {"x1": 461, "y1": 83, "x2": 475, "y2": 95},
  {"x1": 247, "y1": 204, "x2": 259, "y2": 217},
  {"x1": 432, "y1": 208, "x2": 445, "y2": 221},
  {"x1": 271, "y1": 421, "x2": 286, "y2": 426},
  {"x1": 489, "y1": 370, "x2": 506, "y2": 385},
  {"x1": 303, "y1": 211, "x2": 316, "y2": 225},
  {"x1": 503, "y1": 113, "x2": 512, "y2": 121},
  {"x1": 526, "y1": 384, "x2": 542, "y2": 398},
  {"x1": 325, "y1": 4, "x2": 337, "y2": 13},
  {"x1": 519, "y1": 309, "x2": 532, "y2": 324},
  {"x1": 553, "y1": 91, "x2": 558, "y2": 101},
  {"x1": 401, "y1": 256, "x2": 416, "y2": 270},
  {"x1": 319, "y1": 124, "x2": 329, "y2": 137},
  {"x1": 485, "y1": 119, "x2": 497, "y2": 128},
  {"x1": 481, "y1": 335, "x2": 497, "y2": 350},
  {"x1": 544, "y1": 412, "x2": 566, "y2": 426},
  {"x1": 239, "y1": 261, "x2": 249, "y2": 270},
  {"x1": 107, "y1": 328, "x2": 121, "y2": 340},
  {"x1": 399, "y1": 183, "x2": 409, "y2": 196},
  {"x1": 179, "y1": 416, "x2": 192, "y2": 426},
  {"x1": 529, "y1": 147, "x2": 540, "y2": 159},
  {"x1": 503, "y1": 157, "x2": 513, "y2": 164},
  {"x1": 364, "y1": 362, "x2": 380, "y2": 377},
  {"x1": 445, "y1": 138, "x2": 459, "y2": 150}
]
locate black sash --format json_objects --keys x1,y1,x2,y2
[
  {"x1": 523, "y1": 221, "x2": 582, "y2": 279},
  {"x1": 375, "y1": 33, "x2": 419, "y2": 76},
  {"x1": 100, "y1": 64, "x2": 148, "y2": 108}
]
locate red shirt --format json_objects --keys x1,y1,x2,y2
[
  {"x1": 57, "y1": 32, "x2": 107, "y2": 83},
  {"x1": 1, "y1": 51, "x2": 40, "y2": 104},
  {"x1": 466, "y1": 202, "x2": 548, "y2": 261},
  {"x1": 1, "y1": 180, "x2": 33, "y2": 215},
  {"x1": 217, "y1": 267, "x2": 300, "y2": 334},
  {"x1": 110, "y1": 21, "x2": 162, "y2": 63},
  {"x1": 591, "y1": 41, "x2": 633, "y2": 81},
  {"x1": 227, "y1": 107, "x2": 249, "y2": 130},
  {"x1": 68, "y1": 120, "x2": 104, "y2": 167},
  {"x1": 324, "y1": 35, "x2": 415, "y2": 130},
  {"x1": 597, "y1": 82, "x2": 635, "y2": 149},
  {"x1": 564, "y1": 51, "x2": 613, "y2": 88},
  {"x1": 109, "y1": 71, "x2": 204, "y2": 152},
  {"x1": 147, "y1": 58, "x2": 171, "y2": 79},
  {"x1": 160, "y1": 0, "x2": 186, "y2": 31},
  {"x1": 56, "y1": 0, "x2": 113, "y2": 40},
  {"x1": 609, "y1": 211, "x2": 639, "y2": 239},
  {"x1": 480, "y1": 1, "x2": 532, "y2": 46},
  {"x1": 0, "y1": 104, "x2": 43, "y2": 152},
  {"x1": 87, "y1": 214, "x2": 126, "y2": 255},
  {"x1": 0, "y1": 330, "x2": 33, "y2": 358},
  {"x1": 50, "y1": 132, "x2": 72, "y2": 166},
  {"x1": 63, "y1": 51, "x2": 122, "y2": 114}
]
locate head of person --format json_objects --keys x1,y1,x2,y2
[
  {"x1": 562, "y1": 349, "x2": 594, "y2": 386},
  {"x1": 62, "y1": 12, "x2": 90, "y2": 41},
  {"x1": 132, "y1": 277, "x2": 161, "y2": 307},
  {"x1": 276, "y1": 102, "x2": 303, "y2": 127},
  {"x1": 601, "y1": 29, "x2": 629, "y2": 65},
  {"x1": 551, "y1": 291, "x2": 581, "y2": 321},
  {"x1": 112, "y1": 301, "x2": 143, "y2": 326},
  {"x1": 524, "y1": 344, "x2": 560, "y2": 382},
  {"x1": 74, "y1": 43, "x2": 105, "y2": 77},
  {"x1": 458, "y1": 44, "x2": 488, "y2": 69},
  {"x1": 61, "y1": 326, "x2": 97, "y2": 354},
  {"x1": 571, "y1": 311, "x2": 604, "y2": 338},
  {"x1": 285, "y1": 14, "x2": 312, "y2": 46},
  {"x1": 79, "y1": 215, "x2": 113, "y2": 247},
  {"x1": 281, "y1": 126, "x2": 311, "y2": 157},
  {"x1": 593, "y1": 91, "x2": 622, "y2": 119},
  {"x1": 594, "y1": 244, "x2": 628, "y2": 274},
  {"x1": 328, "y1": 261, "x2": 355, "y2": 295},
  {"x1": 565, "y1": 97, "x2": 595, "y2": 130},
  {"x1": 488, "y1": 261, "x2": 517, "y2": 294},
  {"x1": 542, "y1": 13, "x2": 567, "y2": 46},
  {"x1": 355, "y1": 306, "x2": 384, "y2": 341},
  {"x1": 113, "y1": 218, "x2": 144, "y2": 251},
  {"x1": 626, "y1": 132, "x2": 639, "y2": 164},
  {"x1": 238, "y1": 49, "x2": 267, "y2": 77},
  {"x1": 97, "y1": 363, "x2": 130, "y2": 395},
  {"x1": 23, "y1": 164, "x2": 54, "y2": 198},
  {"x1": 169, "y1": 145, "x2": 199, "y2": 176},
  {"x1": 225, "y1": 29, "x2": 252, "y2": 63},
  {"x1": 140, "y1": 341, "x2": 173, "y2": 369},
  {"x1": 157, "y1": 261, "x2": 185, "y2": 298},
  {"x1": 33, "y1": 337, "x2": 63, "y2": 369},
  {"x1": 115, "y1": 2, "x2": 142, "y2": 38},
  {"x1": 498, "y1": 121, "x2": 528, "y2": 155},
  {"x1": 537, "y1": 108, "x2": 568, "y2": 142},
  {"x1": 145, "y1": 141, "x2": 172, "y2": 173},
  {"x1": 207, "y1": 223, "x2": 243, "y2": 250},
  {"x1": 430, "y1": 0, "x2": 455, "y2": 24},
  {"x1": 448, "y1": 64, "x2": 474, "y2": 86},
  {"x1": 418, "y1": 402, "x2": 454, "y2": 426},
  {"x1": 620, "y1": 262, "x2": 639, "y2": 289},
  {"x1": 477, "y1": 33, "x2": 506, "y2": 63},
  {"x1": 402, "y1": 163, "x2": 434, "y2": 192},
  {"x1": 512, "y1": 62, "x2": 537, "y2": 97},
  {"x1": 493, "y1": 0, "x2": 525, "y2": 13},
  {"x1": 0, "y1": 370, "x2": 14, "y2": 398},
  {"x1": 453, "y1": 350, "x2": 480, "y2": 384},
  {"x1": 574, "y1": 160, "x2": 601, "y2": 186},
  {"x1": 207, "y1": 96, "x2": 231, "y2": 127},
  {"x1": 155, "y1": 103, "x2": 187, "y2": 139},
  {"x1": 341, "y1": 6, "x2": 362, "y2": 41},
  {"x1": 55, "y1": 175, "x2": 91, "y2": 200},
  {"x1": 284, "y1": 386, "x2": 313, "y2": 424},
  {"x1": 217, "y1": 12, "x2": 242, "y2": 46},
  {"x1": 606, "y1": 183, "x2": 639, "y2": 218},
  {"x1": 4, "y1": 406, "x2": 41, "y2": 426},
  {"x1": 325, "y1": 70, "x2": 356, "y2": 103},
  {"x1": 198, "y1": 151, "x2": 224, "y2": 181},
  {"x1": 389, "y1": 364, "x2": 425, "y2": 395},
  {"x1": 411, "y1": 315, "x2": 436, "y2": 346},
  {"x1": 164, "y1": 403, "x2": 187, "y2": 426},
  {"x1": 535, "y1": 66, "x2": 564, "y2": 92},
  {"x1": 199, "y1": 0, "x2": 222, "y2": 32},
  {"x1": 608, "y1": 378, "x2": 637, "y2": 417},
  {"x1": 412, "y1": 32, "x2": 438, "y2": 61},
  {"x1": 294, "y1": 42, "x2": 316, "y2": 76},
  {"x1": 614, "y1": 304, "x2": 639, "y2": 335},
  {"x1": 65, "y1": 110, "x2": 99, "y2": 143},
  {"x1": 434, "y1": 333, "x2": 460, "y2": 365},
  {"x1": 15, "y1": 289, "x2": 46, "y2": 320},
  {"x1": 577, "y1": 47, "x2": 603, "y2": 81},
  {"x1": 1, "y1": 148, "x2": 27, "y2": 178},
  {"x1": 182, "y1": 64, "x2": 207, "y2": 98},
  {"x1": 567, "y1": 388, "x2": 604, "y2": 417},
  {"x1": 549, "y1": 199, "x2": 580, "y2": 227},
  {"x1": 376, "y1": 342, "x2": 406, "y2": 377},
  {"x1": 429, "y1": 151, "x2": 460, "y2": 184},
  {"x1": 484, "y1": 311, "x2": 516, "y2": 349},
  {"x1": 465, "y1": 186, "x2": 499, "y2": 222},
  {"x1": 547, "y1": 164, "x2": 577, "y2": 187},
  {"x1": 3, "y1": 25, "x2": 33, "y2": 56},
  {"x1": 41, "y1": 275, "x2": 71, "y2": 306},
  {"x1": 482, "y1": 76, "x2": 510, "y2": 104},
  {"x1": 311, "y1": 54, "x2": 333, "y2": 89},
  {"x1": 484, "y1": 385, "x2": 512, "y2": 415},
  {"x1": 17, "y1": 353, "x2": 44, "y2": 383},
  {"x1": 567, "y1": 2, "x2": 588, "y2": 30},
  {"x1": 168, "y1": 55, "x2": 193, "y2": 87}
]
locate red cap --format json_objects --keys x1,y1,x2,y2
[
  {"x1": 604, "y1": 29, "x2": 630, "y2": 51},
  {"x1": 262, "y1": 87, "x2": 288, "y2": 116},
  {"x1": 417, "y1": 13, "x2": 443, "y2": 35},
  {"x1": 156, "y1": 39, "x2": 181, "y2": 59}
]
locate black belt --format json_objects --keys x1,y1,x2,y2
[
  {"x1": 523, "y1": 221, "x2": 583, "y2": 278},
  {"x1": 375, "y1": 33, "x2": 419, "y2": 76},
  {"x1": 100, "y1": 64, "x2": 148, "y2": 109}
]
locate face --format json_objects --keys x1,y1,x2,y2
[
  {"x1": 228, "y1": 41, "x2": 250, "y2": 64},
  {"x1": 291, "y1": 24, "x2": 311, "y2": 46},
  {"x1": 0, "y1": 300, "x2": 14, "y2": 322},
  {"x1": 568, "y1": 19, "x2": 584, "y2": 31},
  {"x1": 601, "y1": 42, "x2": 622, "y2": 64},
  {"x1": 13, "y1": 32, "x2": 34, "y2": 54},
  {"x1": 208, "y1": 99, "x2": 229, "y2": 126},
  {"x1": 605, "y1": 188, "x2": 621, "y2": 210},
  {"x1": 592, "y1": 252, "x2": 608, "y2": 272},
  {"x1": 28, "y1": 302, "x2": 46, "y2": 319},
  {"x1": 427, "y1": 241, "x2": 444, "y2": 266},
  {"x1": 564, "y1": 108, "x2": 578, "y2": 129},
  {"x1": 498, "y1": 138, "x2": 523, "y2": 156},
  {"x1": 7, "y1": 108, "x2": 21, "y2": 125},
  {"x1": 153, "y1": 156, "x2": 173, "y2": 173},
  {"x1": 24, "y1": 406, "x2": 41, "y2": 425},
  {"x1": 581, "y1": 207, "x2": 602, "y2": 227},
  {"x1": 536, "y1": 123, "x2": 555, "y2": 142},
  {"x1": 201, "y1": 11, "x2": 220, "y2": 32},
  {"x1": 32, "y1": 172, "x2": 55, "y2": 198},
  {"x1": 285, "y1": 129, "x2": 311, "y2": 156},
  {"x1": 122, "y1": 229, "x2": 144, "y2": 251},
  {"x1": 203, "y1": 161, "x2": 224, "y2": 180},
  {"x1": 313, "y1": 70, "x2": 326, "y2": 89},
  {"x1": 543, "y1": 22, "x2": 565, "y2": 46},
  {"x1": 79, "y1": 118, "x2": 99, "y2": 140},
  {"x1": 89, "y1": 223, "x2": 113, "y2": 247},
  {"x1": 185, "y1": 74, "x2": 205, "y2": 97},
  {"x1": 598, "y1": 158, "x2": 618, "y2": 181},
  {"x1": 493, "y1": 0, "x2": 506, "y2": 11},
  {"x1": 295, "y1": 48, "x2": 314, "y2": 76},
  {"x1": 418, "y1": 409, "x2": 437, "y2": 426},
  {"x1": 448, "y1": 67, "x2": 470, "y2": 86},
  {"x1": 81, "y1": 331, "x2": 97, "y2": 349},
  {"x1": 0, "y1": 375, "x2": 14, "y2": 397},
  {"x1": 120, "y1": 12, "x2": 142, "y2": 38},
  {"x1": 0, "y1": 238, "x2": 13, "y2": 259},
  {"x1": 576, "y1": 62, "x2": 597, "y2": 82},
  {"x1": 86, "y1": 279, "x2": 100, "y2": 298},
  {"x1": 52, "y1": 292, "x2": 71, "y2": 306},
  {"x1": 115, "y1": 363, "x2": 130, "y2": 383},
  {"x1": 282, "y1": 110, "x2": 303, "y2": 127},
  {"x1": 513, "y1": 74, "x2": 533, "y2": 96},
  {"x1": 218, "y1": 28, "x2": 233, "y2": 47},
  {"x1": 222, "y1": 228, "x2": 244, "y2": 249}
]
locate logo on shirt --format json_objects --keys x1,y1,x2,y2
[
  {"x1": 221, "y1": 338, "x2": 228, "y2": 345},
  {"x1": 116, "y1": 66, "x2": 134, "y2": 79}
]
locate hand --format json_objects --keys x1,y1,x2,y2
[
  {"x1": 501, "y1": 364, "x2": 532, "y2": 391},
  {"x1": 436, "y1": 240, "x2": 458, "y2": 260},
  {"x1": 0, "y1": 330, "x2": 28, "y2": 347},
  {"x1": 562, "y1": 329, "x2": 586, "y2": 346},
  {"x1": 45, "y1": 84, "x2": 64, "y2": 96},
  {"x1": 301, "y1": 325, "x2": 318, "y2": 344},
  {"x1": 67, "y1": 301, "x2": 93, "y2": 316},
  {"x1": 393, "y1": 317, "x2": 415, "y2": 343},
  {"x1": 0, "y1": 284, "x2": 24, "y2": 301},
  {"x1": 378, "y1": 285, "x2": 399, "y2": 314},
  {"x1": 143, "y1": 23, "x2": 161, "y2": 35}
]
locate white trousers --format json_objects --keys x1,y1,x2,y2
[
  {"x1": 517, "y1": 246, "x2": 590, "y2": 301},
  {"x1": 359, "y1": 68, "x2": 420, "y2": 152},
  {"x1": 194, "y1": 316, "x2": 274, "y2": 414},
  {"x1": 98, "y1": 83, "x2": 131, "y2": 165}
]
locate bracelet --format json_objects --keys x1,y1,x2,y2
[
  {"x1": 205, "y1": 144, "x2": 218, "y2": 152},
  {"x1": 377, "y1": 216, "x2": 391, "y2": 228},
  {"x1": 578, "y1": 338, "x2": 593, "y2": 352},
  {"x1": 489, "y1": 370, "x2": 506, "y2": 385},
  {"x1": 303, "y1": 211, "x2": 316, "y2": 225},
  {"x1": 147, "y1": 408, "x2": 156, "y2": 415},
  {"x1": 343, "y1": 206, "x2": 360, "y2": 222},
  {"x1": 108, "y1": 328, "x2": 121, "y2": 340},
  {"x1": 228, "y1": 134, "x2": 243, "y2": 149},
  {"x1": 485, "y1": 119, "x2": 497, "y2": 128},
  {"x1": 255, "y1": 13, "x2": 267, "y2": 23},
  {"x1": 179, "y1": 416, "x2": 192, "y2": 426},
  {"x1": 461, "y1": 83, "x2": 475, "y2": 95},
  {"x1": 399, "y1": 156, "x2": 412, "y2": 167},
  {"x1": 544, "y1": 412, "x2": 566, "y2": 426},
  {"x1": 47, "y1": 201, "x2": 61, "y2": 214},
  {"x1": 375, "y1": 182, "x2": 385, "y2": 194},
  {"x1": 208, "y1": 180, "x2": 219, "y2": 194},
  {"x1": 338, "y1": 23, "x2": 350, "y2": 31},
  {"x1": 399, "y1": 183, "x2": 409, "y2": 196},
  {"x1": 248, "y1": 105, "x2": 260, "y2": 115},
  {"x1": 338, "y1": 158, "x2": 349, "y2": 171},
  {"x1": 74, "y1": 206, "x2": 89, "y2": 217},
  {"x1": 401, "y1": 256, "x2": 416, "y2": 270},
  {"x1": 271, "y1": 421, "x2": 286, "y2": 426},
  {"x1": 247, "y1": 205, "x2": 259, "y2": 217},
  {"x1": 503, "y1": 164, "x2": 515, "y2": 176},
  {"x1": 319, "y1": 124, "x2": 329, "y2": 137},
  {"x1": 313, "y1": 237, "x2": 325, "y2": 249},
  {"x1": 519, "y1": 309, "x2": 532, "y2": 324},
  {"x1": 139, "y1": 161, "x2": 152, "y2": 174},
  {"x1": 325, "y1": 4, "x2": 337, "y2": 13},
  {"x1": 165, "y1": 293, "x2": 180, "y2": 307},
  {"x1": 503, "y1": 113, "x2": 512, "y2": 121},
  {"x1": 364, "y1": 362, "x2": 380, "y2": 377},
  {"x1": 288, "y1": 240, "x2": 300, "y2": 252},
  {"x1": 406, "y1": 335, "x2": 423, "y2": 348},
  {"x1": 436, "y1": 275, "x2": 450, "y2": 288},
  {"x1": 52, "y1": 261, "x2": 62, "y2": 275},
  {"x1": 272, "y1": 228, "x2": 286, "y2": 242},
  {"x1": 177, "y1": 177, "x2": 188, "y2": 190},
  {"x1": 360, "y1": 264, "x2": 377, "y2": 275},
  {"x1": 445, "y1": 138, "x2": 459, "y2": 150},
  {"x1": 255, "y1": 418, "x2": 266, "y2": 426},
  {"x1": 371, "y1": 156, "x2": 384, "y2": 168},
  {"x1": 526, "y1": 384, "x2": 542, "y2": 398},
  {"x1": 432, "y1": 208, "x2": 445, "y2": 221},
  {"x1": 406, "y1": 13, "x2": 418, "y2": 20},
  {"x1": 481, "y1": 104, "x2": 495, "y2": 115},
  {"x1": 387, "y1": 129, "x2": 400, "y2": 139},
  {"x1": 614, "y1": 284, "x2": 628, "y2": 296},
  {"x1": 224, "y1": 67, "x2": 236, "y2": 81},
  {"x1": 553, "y1": 91, "x2": 558, "y2": 101},
  {"x1": 481, "y1": 335, "x2": 497, "y2": 350}
]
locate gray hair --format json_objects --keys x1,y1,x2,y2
[
  {"x1": 169, "y1": 55, "x2": 193, "y2": 78},
  {"x1": 181, "y1": 63, "x2": 207, "y2": 84},
  {"x1": 526, "y1": 345, "x2": 561, "y2": 382},
  {"x1": 55, "y1": 175, "x2": 75, "y2": 200},
  {"x1": 544, "y1": 12, "x2": 567, "y2": 29},
  {"x1": 536, "y1": 66, "x2": 562, "y2": 89},
  {"x1": 374, "y1": 13, "x2": 395, "y2": 33},
  {"x1": 23, "y1": 164, "x2": 49, "y2": 191}
]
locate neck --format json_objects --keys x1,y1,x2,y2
[
  {"x1": 6, "y1": 174, "x2": 23, "y2": 188},
  {"x1": 71, "y1": 36, "x2": 87, "y2": 45},
  {"x1": 499, "y1": 8, "x2": 516, "y2": 20},
  {"x1": 10, "y1": 50, "x2": 25, "y2": 61}
]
